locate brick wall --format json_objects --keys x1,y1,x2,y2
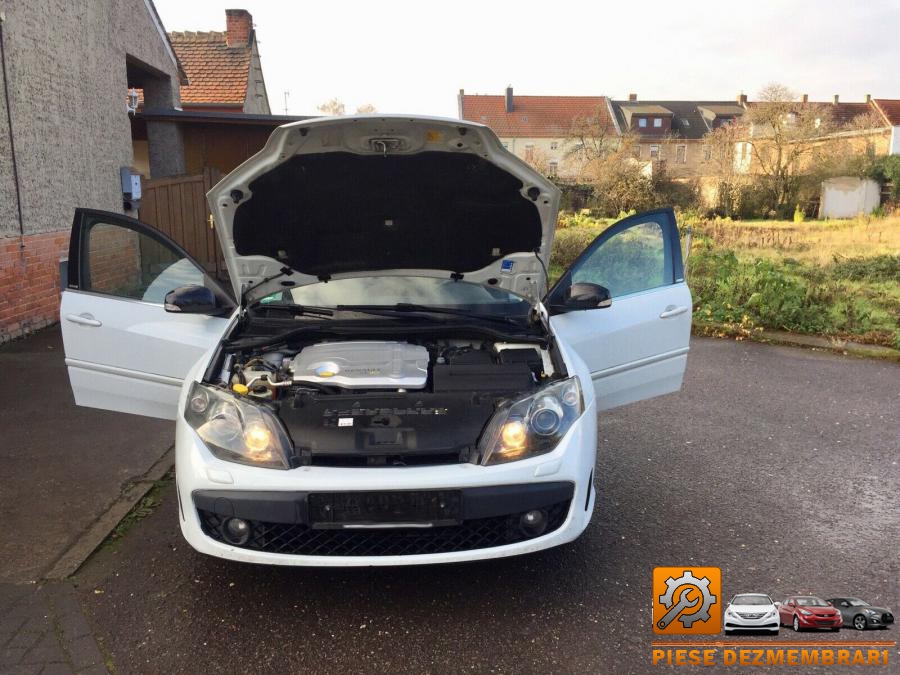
[{"x1": 0, "y1": 232, "x2": 70, "y2": 342}]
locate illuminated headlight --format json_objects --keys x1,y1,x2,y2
[
  {"x1": 184, "y1": 382, "x2": 293, "y2": 469},
  {"x1": 478, "y1": 377, "x2": 584, "y2": 466}
]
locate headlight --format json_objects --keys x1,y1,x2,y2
[
  {"x1": 184, "y1": 382, "x2": 293, "y2": 469},
  {"x1": 764, "y1": 609, "x2": 776, "y2": 619},
  {"x1": 864, "y1": 609, "x2": 878, "y2": 615},
  {"x1": 799, "y1": 609, "x2": 813, "y2": 616},
  {"x1": 478, "y1": 377, "x2": 584, "y2": 466}
]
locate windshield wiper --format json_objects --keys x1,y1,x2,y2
[
  {"x1": 251, "y1": 302, "x2": 335, "y2": 317},
  {"x1": 336, "y1": 303, "x2": 525, "y2": 325}
]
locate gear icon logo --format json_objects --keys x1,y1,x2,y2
[{"x1": 652, "y1": 567, "x2": 722, "y2": 634}]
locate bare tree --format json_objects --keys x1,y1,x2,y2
[
  {"x1": 739, "y1": 83, "x2": 837, "y2": 213},
  {"x1": 355, "y1": 103, "x2": 377, "y2": 114},
  {"x1": 702, "y1": 121, "x2": 745, "y2": 216},
  {"x1": 317, "y1": 98, "x2": 346, "y2": 116}
]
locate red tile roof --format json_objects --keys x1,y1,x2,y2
[
  {"x1": 873, "y1": 99, "x2": 900, "y2": 126},
  {"x1": 168, "y1": 31, "x2": 250, "y2": 107},
  {"x1": 461, "y1": 95, "x2": 613, "y2": 137}
]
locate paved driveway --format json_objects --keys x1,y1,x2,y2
[{"x1": 72, "y1": 338, "x2": 900, "y2": 673}]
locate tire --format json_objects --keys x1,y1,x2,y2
[
  {"x1": 793, "y1": 616, "x2": 801, "y2": 632},
  {"x1": 853, "y1": 615, "x2": 868, "y2": 631}
]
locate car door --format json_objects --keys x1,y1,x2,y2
[
  {"x1": 547, "y1": 208, "x2": 691, "y2": 410},
  {"x1": 61, "y1": 209, "x2": 235, "y2": 420}
]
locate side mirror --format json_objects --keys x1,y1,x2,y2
[
  {"x1": 165, "y1": 284, "x2": 219, "y2": 314},
  {"x1": 774, "y1": 602, "x2": 781, "y2": 608},
  {"x1": 564, "y1": 282, "x2": 612, "y2": 310}
]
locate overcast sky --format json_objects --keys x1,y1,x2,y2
[{"x1": 154, "y1": 0, "x2": 900, "y2": 118}]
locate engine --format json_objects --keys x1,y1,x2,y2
[
  {"x1": 290, "y1": 341, "x2": 429, "y2": 390},
  {"x1": 219, "y1": 339, "x2": 555, "y2": 466}
]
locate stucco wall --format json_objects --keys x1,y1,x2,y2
[
  {"x1": 819, "y1": 177, "x2": 881, "y2": 218},
  {"x1": 498, "y1": 136, "x2": 583, "y2": 179},
  {"x1": 243, "y1": 38, "x2": 270, "y2": 114},
  {"x1": 0, "y1": 0, "x2": 182, "y2": 237}
]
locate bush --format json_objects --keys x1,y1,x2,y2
[
  {"x1": 828, "y1": 255, "x2": 900, "y2": 283},
  {"x1": 552, "y1": 227, "x2": 600, "y2": 269},
  {"x1": 688, "y1": 249, "x2": 889, "y2": 336}
]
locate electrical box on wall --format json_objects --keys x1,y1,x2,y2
[{"x1": 120, "y1": 166, "x2": 142, "y2": 210}]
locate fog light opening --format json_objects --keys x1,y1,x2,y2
[
  {"x1": 222, "y1": 517, "x2": 251, "y2": 545},
  {"x1": 519, "y1": 509, "x2": 548, "y2": 537}
]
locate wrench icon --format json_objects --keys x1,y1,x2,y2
[{"x1": 657, "y1": 589, "x2": 699, "y2": 629}]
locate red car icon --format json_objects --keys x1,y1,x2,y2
[{"x1": 776, "y1": 596, "x2": 843, "y2": 632}]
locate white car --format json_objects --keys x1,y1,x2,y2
[
  {"x1": 725, "y1": 594, "x2": 780, "y2": 634},
  {"x1": 60, "y1": 115, "x2": 691, "y2": 566}
]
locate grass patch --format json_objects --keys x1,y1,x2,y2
[
  {"x1": 105, "y1": 470, "x2": 173, "y2": 546},
  {"x1": 549, "y1": 214, "x2": 900, "y2": 348}
]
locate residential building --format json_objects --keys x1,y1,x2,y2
[
  {"x1": 870, "y1": 99, "x2": 900, "y2": 155},
  {"x1": 458, "y1": 88, "x2": 617, "y2": 179},
  {"x1": 734, "y1": 94, "x2": 893, "y2": 176},
  {"x1": 0, "y1": 0, "x2": 187, "y2": 342},
  {"x1": 608, "y1": 96, "x2": 745, "y2": 179},
  {"x1": 168, "y1": 9, "x2": 269, "y2": 114},
  {"x1": 132, "y1": 8, "x2": 272, "y2": 176}
]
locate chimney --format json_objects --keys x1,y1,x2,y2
[
  {"x1": 225, "y1": 9, "x2": 252, "y2": 48},
  {"x1": 737, "y1": 93, "x2": 748, "y2": 106},
  {"x1": 801, "y1": 94, "x2": 808, "y2": 104},
  {"x1": 457, "y1": 89, "x2": 465, "y2": 119},
  {"x1": 833, "y1": 94, "x2": 840, "y2": 104},
  {"x1": 865, "y1": 94, "x2": 872, "y2": 103},
  {"x1": 505, "y1": 86, "x2": 514, "y2": 113},
  {"x1": 628, "y1": 93, "x2": 637, "y2": 102}
]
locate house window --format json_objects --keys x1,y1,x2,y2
[
  {"x1": 548, "y1": 160, "x2": 559, "y2": 176},
  {"x1": 675, "y1": 145, "x2": 686, "y2": 164},
  {"x1": 524, "y1": 144, "x2": 534, "y2": 162},
  {"x1": 653, "y1": 118, "x2": 663, "y2": 128},
  {"x1": 638, "y1": 118, "x2": 648, "y2": 128},
  {"x1": 550, "y1": 141, "x2": 558, "y2": 150},
  {"x1": 649, "y1": 145, "x2": 660, "y2": 159}
]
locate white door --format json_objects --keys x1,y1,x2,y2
[
  {"x1": 548, "y1": 208, "x2": 691, "y2": 410},
  {"x1": 61, "y1": 209, "x2": 236, "y2": 420}
]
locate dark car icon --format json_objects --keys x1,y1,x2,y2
[
  {"x1": 826, "y1": 598, "x2": 895, "y2": 631},
  {"x1": 776, "y1": 596, "x2": 843, "y2": 632}
]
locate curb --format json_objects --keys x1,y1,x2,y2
[
  {"x1": 43, "y1": 446, "x2": 175, "y2": 580},
  {"x1": 692, "y1": 322, "x2": 900, "y2": 362}
]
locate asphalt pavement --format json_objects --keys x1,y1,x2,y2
[{"x1": 69, "y1": 338, "x2": 900, "y2": 673}]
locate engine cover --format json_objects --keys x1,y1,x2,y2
[{"x1": 290, "y1": 341, "x2": 429, "y2": 390}]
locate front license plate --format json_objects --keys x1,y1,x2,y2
[{"x1": 308, "y1": 490, "x2": 462, "y2": 528}]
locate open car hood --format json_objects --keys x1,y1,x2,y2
[{"x1": 207, "y1": 115, "x2": 560, "y2": 304}]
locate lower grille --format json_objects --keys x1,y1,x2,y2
[
  {"x1": 198, "y1": 500, "x2": 571, "y2": 556},
  {"x1": 883, "y1": 613, "x2": 894, "y2": 624},
  {"x1": 814, "y1": 618, "x2": 837, "y2": 625}
]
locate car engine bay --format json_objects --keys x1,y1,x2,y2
[{"x1": 210, "y1": 337, "x2": 562, "y2": 467}]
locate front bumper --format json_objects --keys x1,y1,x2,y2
[
  {"x1": 725, "y1": 612, "x2": 779, "y2": 631},
  {"x1": 796, "y1": 613, "x2": 843, "y2": 629},
  {"x1": 174, "y1": 398, "x2": 597, "y2": 566}
]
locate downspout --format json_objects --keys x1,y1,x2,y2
[{"x1": 0, "y1": 11, "x2": 24, "y2": 249}]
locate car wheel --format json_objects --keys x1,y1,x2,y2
[
  {"x1": 853, "y1": 615, "x2": 867, "y2": 631},
  {"x1": 793, "y1": 616, "x2": 801, "y2": 632}
]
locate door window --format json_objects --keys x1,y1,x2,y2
[
  {"x1": 570, "y1": 220, "x2": 668, "y2": 297},
  {"x1": 83, "y1": 220, "x2": 204, "y2": 304}
]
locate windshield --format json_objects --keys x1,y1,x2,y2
[
  {"x1": 733, "y1": 595, "x2": 772, "y2": 606},
  {"x1": 848, "y1": 599, "x2": 869, "y2": 607},
  {"x1": 258, "y1": 276, "x2": 532, "y2": 315},
  {"x1": 796, "y1": 597, "x2": 829, "y2": 607}
]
